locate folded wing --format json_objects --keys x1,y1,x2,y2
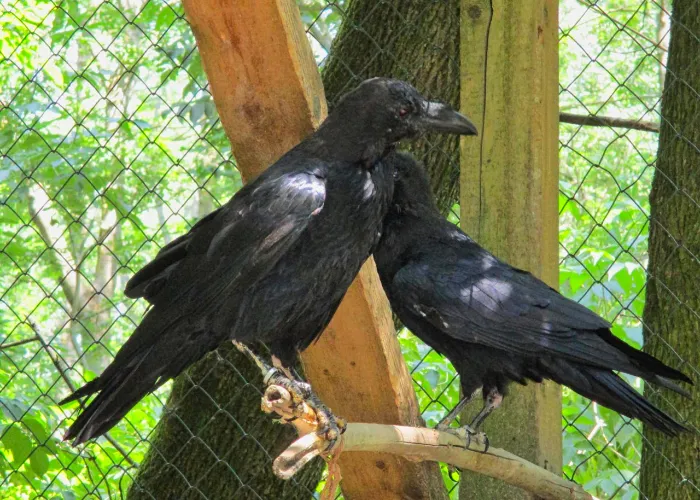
[
  {"x1": 61, "y1": 166, "x2": 327, "y2": 443},
  {"x1": 392, "y1": 253, "x2": 690, "y2": 386}
]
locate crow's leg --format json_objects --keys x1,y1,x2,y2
[
  {"x1": 441, "y1": 387, "x2": 503, "y2": 457},
  {"x1": 233, "y1": 341, "x2": 345, "y2": 448},
  {"x1": 470, "y1": 387, "x2": 504, "y2": 431},
  {"x1": 233, "y1": 340, "x2": 271, "y2": 374},
  {"x1": 271, "y1": 355, "x2": 311, "y2": 392},
  {"x1": 436, "y1": 388, "x2": 481, "y2": 431},
  {"x1": 437, "y1": 388, "x2": 489, "y2": 464}
]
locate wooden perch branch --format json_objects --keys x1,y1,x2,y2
[
  {"x1": 261, "y1": 382, "x2": 592, "y2": 500},
  {"x1": 339, "y1": 424, "x2": 591, "y2": 500}
]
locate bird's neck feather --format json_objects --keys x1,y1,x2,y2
[{"x1": 312, "y1": 115, "x2": 389, "y2": 164}]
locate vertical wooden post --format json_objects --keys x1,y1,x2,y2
[
  {"x1": 183, "y1": 1, "x2": 446, "y2": 498},
  {"x1": 459, "y1": 1, "x2": 562, "y2": 498}
]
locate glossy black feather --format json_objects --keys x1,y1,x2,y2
[
  {"x1": 61, "y1": 79, "x2": 477, "y2": 444},
  {"x1": 375, "y1": 152, "x2": 692, "y2": 436}
]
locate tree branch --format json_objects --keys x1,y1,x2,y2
[
  {"x1": 560, "y1": 112, "x2": 660, "y2": 133},
  {"x1": 27, "y1": 190, "x2": 77, "y2": 305},
  {"x1": 260, "y1": 380, "x2": 592, "y2": 500},
  {"x1": 339, "y1": 424, "x2": 591, "y2": 500},
  {"x1": 0, "y1": 336, "x2": 40, "y2": 350}
]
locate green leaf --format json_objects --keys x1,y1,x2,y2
[
  {"x1": 2, "y1": 425, "x2": 32, "y2": 466},
  {"x1": 43, "y1": 59, "x2": 64, "y2": 87},
  {"x1": 156, "y1": 6, "x2": 177, "y2": 30},
  {"x1": 0, "y1": 397, "x2": 28, "y2": 421},
  {"x1": 23, "y1": 417, "x2": 49, "y2": 443},
  {"x1": 30, "y1": 447, "x2": 49, "y2": 476}
]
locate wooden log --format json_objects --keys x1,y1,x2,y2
[
  {"x1": 183, "y1": 1, "x2": 446, "y2": 498},
  {"x1": 459, "y1": 1, "x2": 563, "y2": 498}
]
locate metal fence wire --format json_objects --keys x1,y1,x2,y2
[{"x1": 1, "y1": 1, "x2": 698, "y2": 499}]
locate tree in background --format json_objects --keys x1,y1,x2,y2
[{"x1": 640, "y1": 1, "x2": 699, "y2": 497}]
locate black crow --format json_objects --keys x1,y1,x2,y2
[
  {"x1": 374, "y1": 152, "x2": 692, "y2": 437},
  {"x1": 60, "y1": 79, "x2": 477, "y2": 444}
]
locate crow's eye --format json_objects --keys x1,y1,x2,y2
[{"x1": 398, "y1": 108, "x2": 410, "y2": 117}]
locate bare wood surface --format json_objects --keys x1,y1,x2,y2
[
  {"x1": 257, "y1": 378, "x2": 591, "y2": 500},
  {"x1": 184, "y1": 1, "x2": 445, "y2": 498},
  {"x1": 185, "y1": 0, "x2": 326, "y2": 181},
  {"x1": 460, "y1": 1, "x2": 563, "y2": 498},
  {"x1": 340, "y1": 424, "x2": 592, "y2": 500}
]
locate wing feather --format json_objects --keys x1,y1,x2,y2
[
  {"x1": 110, "y1": 167, "x2": 327, "y2": 369},
  {"x1": 390, "y1": 255, "x2": 661, "y2": 377}
]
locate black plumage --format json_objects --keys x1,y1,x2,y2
[
  {"x1": 374, "y1": 152, "x2": 692, "y2": 436},
  {"x1": 60, "y1": 79, "x2": 477, "y2": 444}
]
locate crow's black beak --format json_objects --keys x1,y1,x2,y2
[{"x1": 421, "y1": 101, "x2": 478, "y2": 136}]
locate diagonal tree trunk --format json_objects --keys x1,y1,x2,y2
[
  {"x1": 128, "y1": 2, "x2": 460, "y2": 498},
  {"x1": 640, "y1": 1, "x2": 700, "y2": 498}
]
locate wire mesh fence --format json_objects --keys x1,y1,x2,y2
[{"x1": 1, "y1": 1, "x2": 697, "y2": 499}]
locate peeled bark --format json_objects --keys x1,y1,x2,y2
[
  {"x1": 323, "y1": 0, "x2": 461, "y2": 214},
  {"x1": 640, "y1": 1, "x2": 700, "y2": 498}
]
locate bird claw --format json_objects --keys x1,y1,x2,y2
[
  {"x1": 441, "y1": 425, "x2": 489, "y2": 453},
  {"x1": 315, "y1": 405, "x2": 347, "y2": 454},
  {"x1": 263, "y1": 370, "x2": 346, "y2": 453},
  {"x1": 288, "y1": 380, "x2": 313, "y2": 400},
  {"x1": 286, "y1": 380, "x2": 346, "y2": 452}
]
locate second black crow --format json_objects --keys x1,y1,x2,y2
[{"x1": 375, "y1": 152, "x2": 692, "y2": 438}]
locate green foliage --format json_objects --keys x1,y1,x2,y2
[
  {"x1": 1, "y1": 0, "x2": 236, "y2": 497},
  {"x1": 558, "y1": 1, "x2": 665, "y2": 498}
]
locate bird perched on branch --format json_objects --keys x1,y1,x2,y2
[
  {"x1": 60, "y1": 78, "x2": 477, "y2": 445},
  {"x1": 374, "y1": 152, "x2": 692, "y2": 438}
]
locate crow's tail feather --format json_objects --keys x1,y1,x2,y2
[
  {"x1": 544, "y1": 358, "x2": 688, "y2": 436},
  {"x1": 61, "y1": 346, "x2": 163, "y2": 445},
  {"x1": 61, "y1": 327, "x2": 214, "y2": 445},
  {"x1": 602, "y1": 333, "x2": 693, "y2": 386}
]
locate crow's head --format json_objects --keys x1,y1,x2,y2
[
  {"x1": 333, "y1": 78, "x2": 477, "y2": 147},
  {"x1": 386, "y1": 151, "x2": 438, "y2": 213}
]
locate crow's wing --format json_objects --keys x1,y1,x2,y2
[
  {"x1": 127, "y1": 166, "x2": 325, "y2": 301},
  {"x1": 124, "y1": 205, "x2": 225, "y2": 303},
  {"x1": 60, "y1": 166, "x2": 329, "y2": 443},
  {"x1": 111, "y1": 166, "x2": 327, "y2": 366},
  {"x1": 390, "y1": 253, "x2": 662, "y2": 377}
]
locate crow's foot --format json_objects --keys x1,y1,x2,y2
[{"x1": 441, "y1": 425, "x2": 489, "y2": 453}]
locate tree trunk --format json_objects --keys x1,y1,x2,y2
[
  {"x1": 128, "y1": 1, "x2": 461, "y2": 498},
  {"x1": 323, "y1": 0, "x2": 461, "y2": 214},
  {"x1": 640, "y1": 1, "x2": 700, "y2": 498},
  {"x1": 127, "y1": 345, "x2": 321, "y2": 500}
]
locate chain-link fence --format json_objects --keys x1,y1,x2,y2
[{"x1": 1, "y1": 0, "x2": 697, "y2": 499}]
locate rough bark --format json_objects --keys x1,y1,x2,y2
[
  {"x1": 640, "y1": 1, "x2": 700, "y2": 498},
  {"x1": 323, "y1": 0, "x2": 461, "y2": 214},
  {"x1": 128, "y1": 1, "x2": 461, "y2": 498}
]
